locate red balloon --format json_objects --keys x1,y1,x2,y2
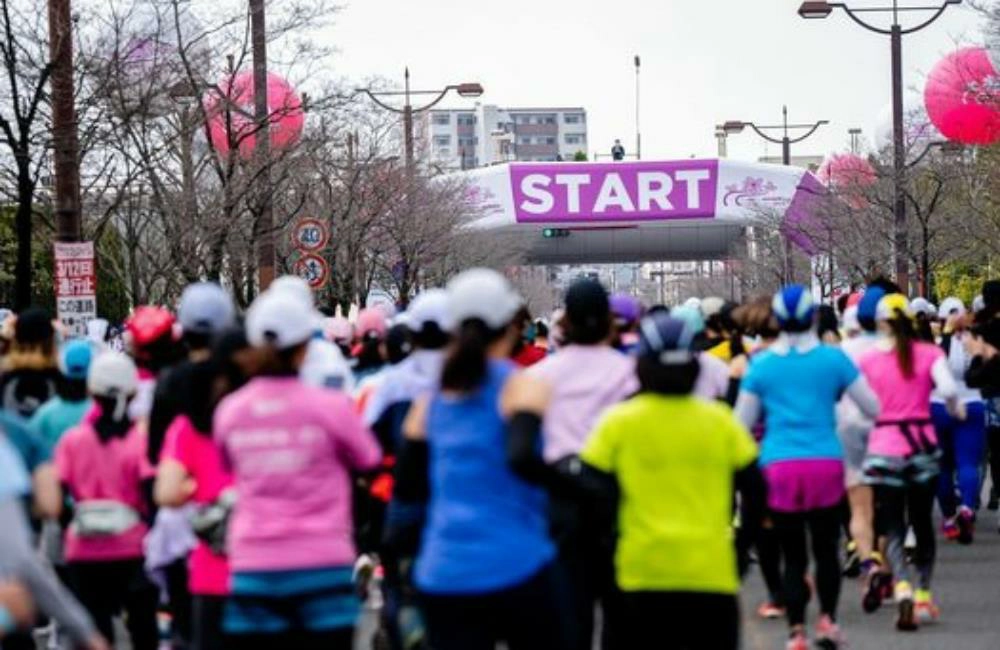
[
  {"x1": 204, "y1": 71, "x2": 305, "y2": 158},
  {"x1": 924, "y1": 47, "x2": 1000, "y2": 145}
]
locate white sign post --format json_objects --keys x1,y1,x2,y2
[{"x1": 54, "y1": 241, "x2": 97, "y2": 338}]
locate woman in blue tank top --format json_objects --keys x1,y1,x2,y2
[{"x1": 395, "y1": 268, "x2": 571, "y2": 650}]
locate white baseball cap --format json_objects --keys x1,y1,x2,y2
[
  {"x1": 246, "y1": 290, "x2": 315, "y2": 349},
  {"x1": 88, "y1": 351, "x2": 139, "y2": 420},
  {"x1": 270, "y1": 275, "x2": 315, "y2": 309},
  {"x1": 406, "y1": 289, "x2": 452, "y2": 333},
  {"x1": 178, "y1": 282, "x2": 236, "y2": 335},
  {"x1": 938, "y1": 297, "x2": 966, "y2": 319},
  {"x1": 910, "y1": 297, "x2": 936, "y2": 317},
  {"x1": 446, "y1": 269, "x2": 522, "y2": 331},
  {"x1": 268, "y1": 275, "x2": 323, "y2": 331}
]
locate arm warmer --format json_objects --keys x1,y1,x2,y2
[{"x1": 393, "y1": 439, "x2": 430, "y2": 503}]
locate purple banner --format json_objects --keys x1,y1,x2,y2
[{"x1": 510, "y1": 160, "x2": 719, "y2": 223}]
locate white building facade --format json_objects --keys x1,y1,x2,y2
[{"x1": 425, "y1": 104, "x2": 588, "y2": 169}]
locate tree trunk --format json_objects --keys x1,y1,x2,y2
[{"x1": 14, "y1": 167, "x2": 34, "y2": 310}]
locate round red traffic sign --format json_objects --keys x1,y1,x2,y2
[
  {"x1": 293, "y1": 253, "x2": 329, "y2": 289},
  {"x1": 292, "y1": 218, "x2": 329, "y2": 252}
]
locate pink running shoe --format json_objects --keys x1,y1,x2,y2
[{"x1": 814, "y1": 614, "x2": 845, "y2": 649}]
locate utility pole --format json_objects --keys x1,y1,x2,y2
[
  {"x1": 250, "y1": 0, "x2": 274, "y2": 291},
  {"x1": 48, "y1": 0, "x2": 81, "y2": 243}
]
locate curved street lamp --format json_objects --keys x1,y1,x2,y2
[
  {"x1": 355, "y1": 68, "x2": 484, "y2": 170},
  {"x1": 797, "y1": 0, "x2": 962, "y2": 293}
]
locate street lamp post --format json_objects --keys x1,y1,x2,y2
[
  {"x1": 634, "y1": 54, "x2": 641, "y2": 161},
  {"x1": 356, "y1": 70, "x2": 484, "y2": 171},
  {"x1": 721, "y1": 107, "x2": 827, "y2": 283},
  {"x1": 797, "y1": 0, "x2": 962, "y2": 293}
]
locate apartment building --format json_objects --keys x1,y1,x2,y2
[{"x1": 425, "y1": 104, "x2": 588, "y2": 169}]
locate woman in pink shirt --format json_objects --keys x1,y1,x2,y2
[
  {"x1": 155, "y1": 329, "x2": 252, "y2": 650},
  {"x1": 858, "y1": 294, "x2": 960, "y2": 631},
  {"x1": 54, "y1": 352, "x2": 159, "y2": 650},
  {"x1": 213, "y1": 290, "x2": 381, "y2": 650}
]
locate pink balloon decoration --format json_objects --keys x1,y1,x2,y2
[
  {"x1": 924, "y1": 46, "x2": 1000, "y2": 146},
  {"x1": 204, "y1": 71, "x2": 305, "y2": 158}
]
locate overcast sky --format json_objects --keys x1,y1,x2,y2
[{"x1": 328, "y1": 0, "x2": 985, "y2": 163}]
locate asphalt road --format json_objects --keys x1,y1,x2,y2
[{"x1": 742, "y1": 512, "x2": 1000, "y2": 650}]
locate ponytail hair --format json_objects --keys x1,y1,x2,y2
[
  {"x1": 441, "y1": 319, "x2": 503, "y2": 393},
  {"x1": 889, "y1": 309, "x2": 917, "y2": 378}
]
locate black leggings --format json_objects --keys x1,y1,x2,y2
[
  {"x1": 988, "y1": 426, "x2": 1000, "y2": 495},
  {"x1": 874, "y1": 481, "x2": 936, "y2": 590},
  {"x1": 772, "y1": 506, "x2": 841, "y2": 627},
  {"x1": 192, "y1": 594, "x2": 227, "y2": 650},
  {"x1": 757, "y1": 518, "x2": 785, "y2": 607},
  {"x1": 68, "y1": 559, "x2": 159, "y2": 650},
  {"x1": 420, "y1": 563, "x2": 572, "y2": 650},
  {"x1": 619, "y1": 592, "x2": 739, "y2": 650}
]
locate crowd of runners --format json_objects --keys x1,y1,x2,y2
[{"x1": 1, "y1": 270, "x2": 1000, "y2": 650}]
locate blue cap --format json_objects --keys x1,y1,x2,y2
[
  {"x1": 772, "y1": 284, "x2": 816, "y2": 329},
  {"x1": 638, "y1": 312, "x2": 698, "y2": 364},
  {"x1": 59, "y1": 340, "x2": 94, "y2": 381},
  {"x1": 857, "y1": 286, "x2": 886, "y2": 324}
]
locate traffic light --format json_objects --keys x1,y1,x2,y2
[{"x1": 542, "y1": 228, "x2": 570, "y2": 238}]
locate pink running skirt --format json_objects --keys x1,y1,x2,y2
[{"x1": 764, "y1": 459, "x2": 845, "y2": 513}]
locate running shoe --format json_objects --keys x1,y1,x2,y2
[
  {"x1": 842, "y1": 540, "x2": 861, "y2": 578},
  {"x1": 757, "y1": 601, "x2": 786, "y2": 620},
  {"x1": 914, "y1": 589, "x2": 940, "y2": 624},
  {"x1": 814, "y1": 614, "x2": 845, "y2": 649},
  {"x1": 942, "y1": 517, "x2": 960, "y2": 541},
  {"x1": 862, "y1": 562, "x2": 890, "y2": 613},
  {"x1": 785, "y1": 628, "x2": 808, "y2": 650},
  {"x1": 894, "y1": 581, "x2": 918, "y2": 632},
  {"x1": 957, "y1": 506, "x2": 975, "y2": 545}
]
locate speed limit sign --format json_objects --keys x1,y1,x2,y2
[
  {"x1": 292, "y1": 218, "x2": 329, "y2": 252},
  {"x1": 294, "y1": 253, "x2": 330, "y2": 289}
]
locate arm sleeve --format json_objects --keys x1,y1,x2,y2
[
  {"x1": 845, "y1": 376, "x2": 880, "y2": 421},
  {"x1": 931, "y1": 355, "x2": 959, "y2": 401},
  {"x1": 146, "y1": 373, "x2": 178, "y2": 465},
  {"x1": 393, "y1": 440, "x2": 429, "y2": 503},
  {"x1": 506, "y1": 412, "x2": 551, "y2": 486},
  {"x1": 733, "y1": 392, "x2": 762, "y2": 431}
]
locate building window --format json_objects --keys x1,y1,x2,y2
[
  {"x1": 432, "y1": 114, "x2": 451, "y2": 125},
  {"x1": 544, "y1": 115, "x2": 556, "y2": 124},
  {"x1": 564, "y1": 134, "x2": 585, "y2": 145},
  {"x1": 517, "y1": 136, "x2": 532, "y2": 145},
  {"x1": 545, "y1": 137, "x2": 556, "y2": 145},
  {"x1": 457, "y1": 115, "x2": 476, "y2": 126},
  {"x1": 433, "y1": 135, "x2": 451, "y2": 147},
  {"x1": 564, "y1": 113, "x2": 584, "y2": 124},
  {"x1": 438, "y1": 148, "x2": 451, "y2": 157}
]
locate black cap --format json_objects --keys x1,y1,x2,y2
[
  {"x1": 14, "y1": 307, "x2": 54, "y2": 345},
  {"x1": 565, "y1": 279, "x2": 610, "y2": 333}
]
